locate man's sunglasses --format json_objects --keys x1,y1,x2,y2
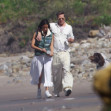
[{"x1": 58, "y1": 18, "x2": 65, "y2": 20}]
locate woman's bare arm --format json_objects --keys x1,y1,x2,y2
[
  {"x1": 31, "y1": 32, "x2": 46, "y2": 52},
  {"x1": 50, "y1": 34, "x2": 54, "y2": 56}
]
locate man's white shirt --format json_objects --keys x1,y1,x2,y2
[{"x1": 50, "y1": 23, "x2": 74, "y2": 52}]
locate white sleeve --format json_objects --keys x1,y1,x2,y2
[
  {"x1": 50, "y1": 23, "x2": 54, "y2": 31},
  {"x1": 69, "y1": 26, "x2": 74, "y2": 39}
]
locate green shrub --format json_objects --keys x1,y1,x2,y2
[
  {"x1": 72, "y1": 0, "x2": 86, "y2": 16},
  {"x1": 19, "y1": 41, "x2": 26, "y2": 48},
  {"x1": 19, "y1": 35, "x2": 30, "y2": 48},
  {"x1": 0, "y1": 0, "x2": 39, "y2": 22},
  {"x1": 93, "y1": 14, "x2": 111, "y2": 26}
]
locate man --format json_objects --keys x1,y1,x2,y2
[{"x1": 37, "y1": 11, "x2": 74, "y2": 97}]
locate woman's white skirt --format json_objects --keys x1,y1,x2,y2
[{"x1": 30, "y1": 55, "x2": 53, "y2": 87}]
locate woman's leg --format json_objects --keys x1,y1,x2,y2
[
  {"x1": 44, "y1": 56, "x2": 53, "y2": 98},
  {"x1": 33, "y1": 55, "x2": 44, "y2": 99},
  {"x1": 37, "y1": 69, "x2": 43, "y2": 99},
  {"x1": 30, "y1": 56, "x2": 44, "y2": 85},
  {"x1": 38, "y1": 70, "x2": 43, "y2": 89},
  {"x1": 44, "y1": 56, "x2": 53, "y2": 87},
  {"x1": 45, "y1": 86, "x2": 52, "y2": 98}
]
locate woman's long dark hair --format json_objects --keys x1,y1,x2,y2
[{"x1": 37, "y1": 19, "x2": 50, "y2": 32}]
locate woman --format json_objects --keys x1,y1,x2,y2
[{"x1": 30, "y1": 19, "x2": 54, "y2": 98}]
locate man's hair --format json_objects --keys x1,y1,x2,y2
[{"x1": 56, "y1": 11, "x2": 64, "y2": 17}]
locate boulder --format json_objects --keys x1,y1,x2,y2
[{"x1": 88, "y1": 30, "x2": 99, "y2": 37}]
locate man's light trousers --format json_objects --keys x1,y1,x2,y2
[{"x1": 52, "y1": 51, "x2": 73, "y2": 93}]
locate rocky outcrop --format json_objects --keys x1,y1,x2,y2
[
  {"x1": 0, "y1": 35, "x2": 111, "y2": 82},
  {"x1": 88, "y1": 25, "x2": 111, "y2": 39}
]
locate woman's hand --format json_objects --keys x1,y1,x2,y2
[
  {"x1": 42, "y1": 48, "x2": 47, "y2": 53},
  {"x1": 49, "y1": 52, "x2": 53, "y2": 56}
]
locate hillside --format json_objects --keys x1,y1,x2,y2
[{"x1": 0, "y1": 0, "x2": 111, "y2": 53}]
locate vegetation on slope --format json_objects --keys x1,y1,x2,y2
[{"x1": 0, "y1": 0, "x2": 111, "y2": 53}]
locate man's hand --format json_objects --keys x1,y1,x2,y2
[
  {"x1": 68, "y1": 38, "x2": 74, "y2": 43},
  {"x1": 37, "y1": 32, "x2": 42, "y2": 41}
]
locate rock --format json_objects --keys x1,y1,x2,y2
[
  {"x1": 88, "y1": 30, "x2": 99, "y2": 37},
  {"x1": 72, "y1": 43, "x2": 80, "y2": 48},
  {"x1": 81, "y1": 43, "x2": 91, "y2": 48},
  {"x1": 71, "y1": 58, "x2": 84, "y2": 64},
  {"x1": 0, "y1": 64, "x2": 8, "y2": 70},
  {"x1": 19, "y1": 56, "x2": 31, "y2": 64},
  {"x1": 0, "y1": 53, "x2": 7, "y2": 57}
]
